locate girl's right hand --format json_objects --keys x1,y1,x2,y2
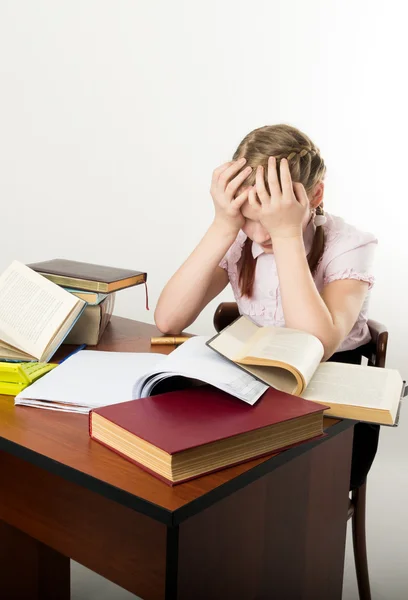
[{"x1": 210, "y1": 158, "x2": 252, "y2": 234}]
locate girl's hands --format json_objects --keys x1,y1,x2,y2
[
  {"x1": 249, "y1": 157, "x2": 309, "y2": 239},
  {"x1": 210, "y1": 158, "x2": 252, "y2": 235}
]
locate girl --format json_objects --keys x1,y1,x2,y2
[{"x1": 155, "y1": 124, "x2": 378, "y2": 490}]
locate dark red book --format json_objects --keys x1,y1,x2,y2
[
  {"x1": 27, "y1": 259, "x2": 147, "y2": 293},
  {"x1": 89, "y1": 386, "x2": 326, "y2": 486}
]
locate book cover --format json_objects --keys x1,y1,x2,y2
[
  {"x1": 27, "y1": 259, "x2": 147, "y2": 293},
  {"x1": 90, "y1": 386, "x2": 326, "y2": 455}
]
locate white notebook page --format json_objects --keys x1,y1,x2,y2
[
  {"x1": 15, "y1": 350, "x2": 165, "y2": 409},
  {"x1": 133, "y1": 336, "x2": 267, "y2": 404}
]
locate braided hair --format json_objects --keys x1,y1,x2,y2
[{"x1": 232, "y1": 125, "x2": 327, "y2": 297}]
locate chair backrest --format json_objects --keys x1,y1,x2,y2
[{"x1": 213, "y1": 302, "x2": 388, "y2": 368}]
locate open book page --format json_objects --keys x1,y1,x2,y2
[
  {"x1": 208, "y1": 316, "x2": 260, "y2": 360},
  {"x1": 133, "y1": 336, "x2": 268, "y2": 405},
  {"x1": 0, "y1": 340, "x2": 33, "y2": 360},
  {"x1": 237, "y1": 326, "x2": 324, "y2": 391},
  {"x1": 302, "y1": 363, "x2": 402, "y2": 420},
  {"x1": 42, "y1": 304, "x2": 86, "y2": 362},
  {"x1": 0, "y1": 261, "x2": 82, "y2": 359},
  {"x1": 208, "y1": 318, "x2": 298, "y2": 394},
  {"x1": 15, "y1": 350, "x2": 166, "y2": 410},
  {"x1": 236, "y1": 363, "x2": 300, "y2": 395},
  {"x1": 209, "y1": 316, "x2": 324, "y2": 393},
  {"x1": 235, "y1": 327, "x2": 324, "y2": 387}
]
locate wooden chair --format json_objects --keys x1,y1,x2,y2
[{"x1": 213, "y1": 302, "x2": 388, "y2": 600}]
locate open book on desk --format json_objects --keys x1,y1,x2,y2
[
  {"x1": 0, "y1": 261, "x2": 85, "y2": 362},
  {"x1": 207, "y1": 316, "x2": 403, "y2": 426},
  {"x1": 15, "y1": 337, "x2": 268, "y2": 413}
]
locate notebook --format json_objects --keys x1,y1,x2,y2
[{"x1": 15, "y1": 338, "x2": 267, "y2": 412}]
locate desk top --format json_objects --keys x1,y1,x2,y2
[{"x1": 0, "y1": 316, "x2": 351, "y2": 526}]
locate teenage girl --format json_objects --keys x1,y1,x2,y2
[{"x1": 155, "y1": 124, "x2": 379, "y2": 489}]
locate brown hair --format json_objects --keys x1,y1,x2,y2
[{"x1": 233, "y1": 124, "x2": 327, "y2": 297}]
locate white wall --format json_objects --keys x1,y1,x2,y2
[{"x1": 1, "y1": 0, "x2": 407, "y2": 374}]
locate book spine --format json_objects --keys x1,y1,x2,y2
[
  {"x1": 97, "y1": 293, "x2": 115, "y2": 343},
  {"x1": 62, "y1": 295, "x2": 114, "y2": 345}
]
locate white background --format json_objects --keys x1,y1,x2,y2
[
  {"x1": 0, "y1": 0, "x2": 407, "y2": 375},
  {"x1": 1, "y1": 3, "x2": 408, "y2": 597}
]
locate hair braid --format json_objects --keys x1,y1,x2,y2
[{"x1": 235, "y1": 124, "x2": 326, "y2": 297}]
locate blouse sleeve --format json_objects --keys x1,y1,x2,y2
[
  {"x1": 323, "y1": 231, "x2": 377, "y2": 290},
  {"x1": 219, "y1": 255, "x2": 228, "y2": 270},
  {"x1": 219, "y1": 231, "x2": 246, "y2": 271}
]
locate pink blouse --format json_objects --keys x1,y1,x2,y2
[{"x1": 219, "y1": 213, "x2": 377, "y2": 352}]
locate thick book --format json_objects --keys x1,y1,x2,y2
[
  {"x1": 63, "y1": 294, "x2": 115, "y2": 345},
  {"x1": 89, "y1": 386, "x2": 326, "y2": 485},
  {"x1": 0, "y1": 261, "x2": 85, "y2": 362},
  {"x1": 27, "y1": 259, "x2": 147, "y2": 293},
  {"x1": 207, "y1": 316, "x2": 403, "y2": 426}
]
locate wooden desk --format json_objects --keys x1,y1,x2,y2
[{"x1": 0, "y1": 317, "x2": 353, "y2": 600}]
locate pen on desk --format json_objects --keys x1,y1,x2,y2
[
  {"x1": 58, "y1": 344, "x2": 87, "y2": 364},
  {"x1": 150, "y1": 336, "x2": 190, "y2": 346}
]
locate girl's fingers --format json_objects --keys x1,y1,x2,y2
[
  {"x1": 226, "y1": 165, "x2": 253, "y2": 198},
  {"x1": 211, "y1": 162, "x2": 233, "y2": 188},
  {"x1": 212, "y1": 161, "x2": 234, "y2": 178},
  {"x1": 232, "y1": 187, "x2": 249, "y2": 209},
  {"x1": 255, "y1": 166, "x2": 270, "y2": 204},
  {"x1": 279, "y1": 158, "x2": 294, "y2": 197},
  {"x1": 292, "y1": 182, "x2": 309, "y2": 208},
  {"x1": 267, "y1": 156, "x2": 282, "y2": 199},
  {"x1": 248, "y1": 186, "x2": 260, "y2": 207},
  {"x1": 216, "y1": 158, "x2": 247, "y2": 187}
]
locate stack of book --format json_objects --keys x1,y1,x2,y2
[
  {"x1": 0, "y1": 261, "x2": 86, "y2": 363},
  {"x1": 0, "y1": 259, "x2": 146, "y2": 365},
  {"x1": 27, "y1": 259, "x2": 147, "y2": 346}
]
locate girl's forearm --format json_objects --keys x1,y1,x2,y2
[
  {"x1": 154, "y1": 221, "x2": 236, "y2": 334},
  {"x1": 272, "y1": 235, "x2": 337, "y2": 354}
]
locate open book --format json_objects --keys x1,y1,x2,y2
[
  {"x1": 207, "y1": 316, "x2": 403, "y2": 426},
  {"x1": 0, "y1": 261, "x2": 86, "y2": 362},
  {"x1": 15, "y1": 338, "x2": 268, "y2": 412},
  {"x1": 14, "y1": 323, "x2": 403, "y2": 425}
]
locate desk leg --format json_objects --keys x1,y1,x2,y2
[
  {"x1": 0, "y1": 520, "x2": 70, "y2": 600},
  {"x1": 175, "y1": 426, "x2": 353, "y2": 600}
]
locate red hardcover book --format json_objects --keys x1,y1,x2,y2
[{"x1": 89, "y1": 386, "x2": 326, "y2": 486}]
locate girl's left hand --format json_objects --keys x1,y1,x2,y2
[{"x1": 249, "y1": 157, "x2": 309, "y2": 239}]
